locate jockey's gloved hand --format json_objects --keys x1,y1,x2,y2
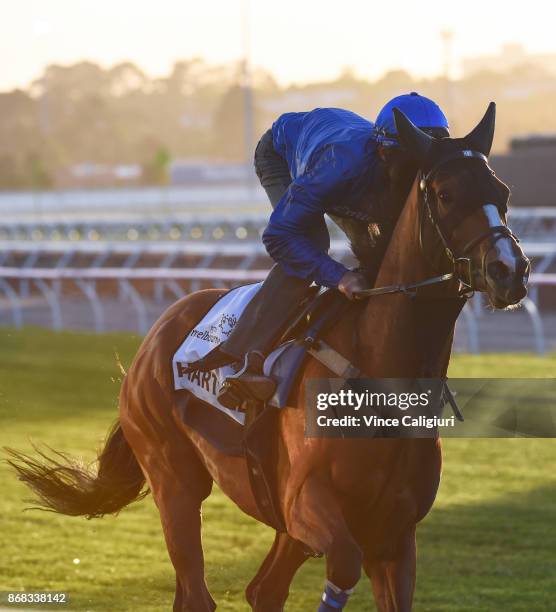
[{"x1": 338, "y1": 271, "x2": 368, "y2": 300}]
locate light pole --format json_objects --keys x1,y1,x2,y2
[
  {"x1": 441, "y1": 29, "x2": 456, "y2": 134},
  {"x1": 241, "y1": 0, "x2": 255, "y2": 187},
  {"x1": 441, "y1": 29, "x2": 454, "y2": 80}
]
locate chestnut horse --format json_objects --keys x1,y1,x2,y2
[{"x1": 9, "y1": 104, "x2": 529, "y2": 611}]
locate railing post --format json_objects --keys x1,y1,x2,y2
[
  {"x1": 461, "y1": 302, "x2": 480, "y2": 354},
  {"x1": 0, "y1": 278, "x2": 23, "y2": 328},
  {"x1": 521, "y1": 297, "x2": 546, "y2": 356}
]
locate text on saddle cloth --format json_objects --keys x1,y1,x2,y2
[{"x1": 173, "y1": 282, "x2": 263, "y2": 425}]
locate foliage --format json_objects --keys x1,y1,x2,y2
[
  {"x1": 1, "y1": 59, "x2": 556, "y2": 188},
  {"x1": 142, "y1": 146, "x2": 171, "y2": 185}
]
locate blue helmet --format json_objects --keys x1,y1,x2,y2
[{"x1": 374, "y1": 92, "x2": 449, "y2": 146}]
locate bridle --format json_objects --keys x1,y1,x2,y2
[
  {"x1": 355, "y1": 149, "x2": 519, "y2": 299},
  {"x1": 419, "y1": 149, "x2": 518, "y2": 294}
]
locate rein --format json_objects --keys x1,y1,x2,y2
[
  {"x1": 354, "y1": 149, "x2": 518, "y2": 300},
  {"x1": 354, "y1": 272, "x2": 453, "y2": 298}
]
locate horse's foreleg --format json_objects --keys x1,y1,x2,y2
[
  {"x1": 363, "y1": 527, "x2": 416, "y2": 612},
  {"x1": 246, "y1": 531, "x2": 308, "y2": 611},
  {"x1": 286, "y1": 476, "x2": 362, "y2": 610}
]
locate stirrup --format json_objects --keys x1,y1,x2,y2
[
  {"x1": 217, "y1": 352, "x2": 276, "y2": 410},
  {"x1": 217, "y1": 383, "x2": 245, "y2": 411}
]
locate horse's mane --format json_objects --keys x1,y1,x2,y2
[{"x1": 345, "y1": 158, "x2": 418, "y2": 283}]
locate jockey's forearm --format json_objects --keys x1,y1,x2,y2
[
  {"x1": 262, "y1": 230, "x2": 347, "y2": 288},
  {"x1": 263, "y1": 177, "x2": 349, "y2": 287}
]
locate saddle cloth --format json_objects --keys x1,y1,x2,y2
[
  {"x1": 173, "y1": 283, "x2": 262, "y2": 424},
  {"x1": 173, "y1": 282, "x2": 343, "y2": 425}
]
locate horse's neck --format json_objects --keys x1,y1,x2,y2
[
  {"x1": 355, "y1": 180, "x2": 458, "y2": 378},
  {"x1": 375, "y1": 179, "x2": 428, "y2": 287}
]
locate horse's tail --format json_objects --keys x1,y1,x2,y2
[{"x1": 5, "y1": 421, "x2": 148, "y2": 519}]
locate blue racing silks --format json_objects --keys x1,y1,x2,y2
[{"x1": 263, "y1": 107, "x2": 380, "y2": 288}]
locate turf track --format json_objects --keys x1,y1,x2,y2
[{"x1": 1, "y1": 328, "x2": 555, "y2": 611}]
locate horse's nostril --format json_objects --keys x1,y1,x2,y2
[
  {"x1": 505, "y1": 283, "x2": 527, "y2": 305},
  {"x1": 487, "y1": 260, "x2": 511, "y2": 281}
]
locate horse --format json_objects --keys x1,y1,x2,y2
[{"x1": 8, "y1": 103, "x2": 529, "y2": 611}]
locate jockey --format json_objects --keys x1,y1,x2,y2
[{"x1": 203, "y1": 92, "x2": 450, "y2": 408}]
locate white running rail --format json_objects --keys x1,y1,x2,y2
[{"x1": 0, "y1": 265, "x2": 553, "y2": 354}]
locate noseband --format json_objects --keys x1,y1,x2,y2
[
  {"x1": 419, "y1": 149, "x2": 518, "y2": 294},
  {"x1": 355, "y1": 149, "x2": 519, "y2": 300}
]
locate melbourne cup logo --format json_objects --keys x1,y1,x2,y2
[{"x1": 216, "y1": 313, "x2": 238, "y2": 337}]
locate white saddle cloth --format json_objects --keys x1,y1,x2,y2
[{"x1": 172, "y1": 282, "x2": 262, "y2": 424}]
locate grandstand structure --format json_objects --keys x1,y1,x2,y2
[{"x1": 0, "y1": 194, "x2": 555, "y2": 354}]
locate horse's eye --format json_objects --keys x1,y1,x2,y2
[{"x1": 438, "y1": 191, "x2": 451, "y2": 203}]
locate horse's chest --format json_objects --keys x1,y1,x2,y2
[{"x1": 327, "y1": 442, "x2": 399, "y2": 498}]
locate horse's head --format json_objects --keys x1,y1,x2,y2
[{"x1": 394, "y1": 103, "x2": 530, "y2": 309}]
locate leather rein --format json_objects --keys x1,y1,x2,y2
[{"x1": 354, "y1": 149, "x2": 519, "y2": 300}]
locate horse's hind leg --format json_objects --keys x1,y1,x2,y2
[
  {"x1": 155, "y1": 475, "x2": 215, "y2": 612},
  {"x1": 121, "y1": 359, "x2": 217, "y2": 611},
  {"x1": 143, "y1": 442, "x2": 215, "y2": 612},
  {"x1": 124, "y1": 413, "x2": 215, "y2": 610},
  {"x1": 246, "y1": 531, "x2": 308, "y2": 611},
  {"x1": 363, "y1": 527, "x2": 416, "y2": 612},
  {"x1": 126, "y1": 430, "x2": 215, "y2": 612}
]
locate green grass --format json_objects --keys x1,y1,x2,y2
[{"x1": 0, "y1": 327, "x2": 555, "y2": 611}]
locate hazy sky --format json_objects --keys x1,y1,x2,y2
[{"x1": 2, "y1": 0, "x2": 556, "y2": 90}]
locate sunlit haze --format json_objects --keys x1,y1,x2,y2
[{"x1": 2, "y1": 0, "x2": 556, "y2": 90}]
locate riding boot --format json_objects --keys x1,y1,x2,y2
[
  {"x1": 216, "y1": 265, "x2": 313, "y2": 409},
  {"x1": 221, "y1": 264, "x2": 313, "y2": 359},
  {"x1": 217, "y1": 351, "x2": 277, "y2": 409}
]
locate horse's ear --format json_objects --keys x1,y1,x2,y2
[
  {"x1": 393, "y1": 108, "x2": 433, "y2": 160},
  {"x1": 464, "y1": 102, "x2": 496, "y2": 157}
]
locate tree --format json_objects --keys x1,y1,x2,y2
[
  {"x1": 0, "y1": 57, "x2": 554, "y2": 189},
  {"x1": 212, "y1": 84, "x2": 249, "y2": 160},
  {"x1": 142, "y1": 146, "x2": 171, "y2": 185}
]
